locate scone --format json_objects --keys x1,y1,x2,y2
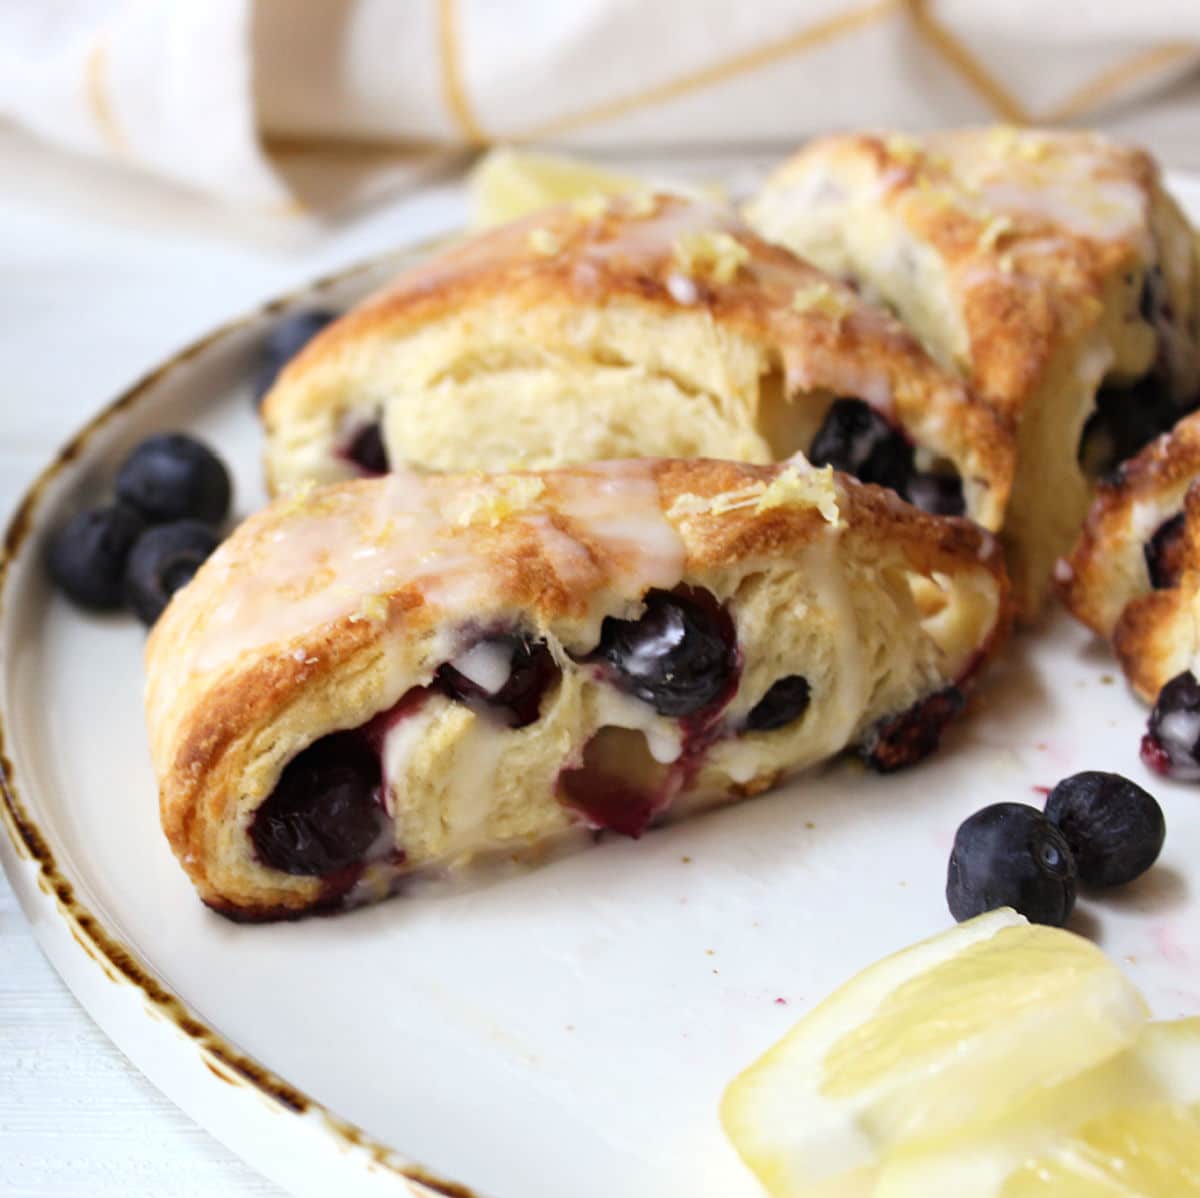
[
  {"x1": 1057, "y1": 410, "x2": 1200, "y2": 779},
  {"x1": 1059, "y1": 407, "x2": 1200, "y2": 639},
  {"x1": 145, "y1": 458, "x2": 1009, "y2": 919},
  {"x1": 260, "y1": 193, "x2": 1012, "y2": 532},
  {"x1": 746, "y1": 127, "x2": 1200, "y2": 615}
]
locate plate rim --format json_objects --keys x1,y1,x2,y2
[{"x1": 0, "y1": 239, "x2": 479, "y2": 1198}]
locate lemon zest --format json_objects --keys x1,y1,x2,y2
[{"x1": 672, "y1": 229, "x2": 750, "y2": 285}]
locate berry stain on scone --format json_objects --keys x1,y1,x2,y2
[
  {"x1": 747, "y1": 127, "x2": 1200, "y2": 614},
  {"x1": 258, "y1": 193, "x2": 1012, "y2": 537},
  {"x1": 144, "y1": 459, "x2": 1009, "y2": 919}
]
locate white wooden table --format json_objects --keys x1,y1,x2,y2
[{"x1": 0, "y1": 128, "x2": 466, "y2": 1198}]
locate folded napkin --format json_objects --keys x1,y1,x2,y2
[{"x1": 2, "y1": 0, "x2": 1198, "y2": 210}]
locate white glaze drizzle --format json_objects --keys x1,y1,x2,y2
[{"x1": 182, "y1": 461, "x2": 686, "y2": 678}]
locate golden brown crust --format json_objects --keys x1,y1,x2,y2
[
  {"x1": 1059, "y1": 409, "x2": 1200, "y2": 637},
  {"x1": 146, "y1": 459, "x2": 1009, "y2": 916},
  {"x1": 753, "y1": 128, "x2": 1172, "y2": 416},
  {"x1": 262, "y1": 194, "x2": 1013, "y2": 531},
  {"x1": 746, "y1": 126, "x2": 1200, "y2": 617},
  {"x1": 1111, "y1": 484, "x2": 1200, "y2": 701}
]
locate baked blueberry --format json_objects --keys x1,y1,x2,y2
[
  {"x1": 1044, "y1": 771, "x2": 1165, "y2": 887},
  {"x1": 344, "y1": 421, "x2": 389, "y2": 475},
  {"x1": 115, "y1": 433, "x2": 231, "y2": 526},
  {"x1": 597, "y1": 589, "x2": 736, "y2": 718},
  {"x1": 1078, "y1": 377, "x2": 1192, "y2": 478},
  {"x1": 124, "y1": 519, "x2": 220, "y2": 625},
  {"x1": 1142, "y1": 670, "x2": 1200, "y2": 780},
  {"x1": 250, "y1": 732, "x2": 384, "y2": 875},
  {"x1": 47, "y1": 502, "x2": 146, "y2": 610},
  {"x1": 862, "y1": 686, "x2": 965, "y2": 773},
  {"x1": 437, "y1": 635, "x2": 559, "y2": 728},
  {"x1": 904, "y1": 469, "x2": 966, "y2": 517},
  {"x1": 254, "y1": 309, "x2": 336, "y2": 405},
  {"x1": 1144, "y1": 512, "x2": 1186, "y2": 590},
  {"x1": 809, "y1": 398, "x2": 913, "y2": 496},
  {"x1": 946, "y1": 802, "x2": 1076, "y2": 926},
  {"x1": 745, "y1": 675, "x2": 811, "y2": 732}
]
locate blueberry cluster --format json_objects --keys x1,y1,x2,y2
[
  {"x1": 48, "y1": 434, "x2": 231, "y2": 625},
  {"x1": 947, "y1": 771, "x2": 1166, "y2": 927}
]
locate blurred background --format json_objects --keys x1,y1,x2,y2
[
  {"x1": 3, "y1": 0, "x2": 1200, "y2": 223},
  {"x1": 1, "y1": 3, "x2": 1199, "y2": 1196}
]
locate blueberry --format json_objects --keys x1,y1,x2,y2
[
  {"x1": 1044, "y1": 771, "x2": 1165, "y2": 887},
  {"x1": 47, "y1": 502, "x2": 146, "y2": 610},
  {"x1": 1142, "y1": 671, "x2": 1200, "y2": 780},
  {"x1": 1078, "y1": 378, "x2": 1194, "y2": 478},
  {"x1": 862, "y1": 686, "x2": 965, "y2": 773},
  {"x1": 437, "y1": 635, "x2": 560, "y2": 728},
  {"x1": 254, "y1": 310, "x2": 336, "y2": 406},
  {"x1": 115, "y1": 433, "x2": 231, "y2": 526},
  {"x1": 904, "y1": 470, "x2": 966, "y2": 517},
  {"x1": 947, "y1": 802, "x2": 1077, "y2": 926},
  {"x1": 1139, "y1": 264, "x2": 1170, "y2": 325},
  {"x1": 745, "y1": 675, "x2": 811, "y2": 732},
  {"x1": 250, "y1": 732, "x2": 384, "y2": 876},
  {"x1": 809, "y1": 398, "x2": 914, "y2": 495},
  {"x1": 344, "y1": 421, "x2": 389, "y2": 476},
  {"x1": 123, "y1": 520, "x2": 220, "y2": 625},
  {"x1": 1144, "y1": 512, "x2": 1186, "y2": 590},
  {"x1": 597, "y1": 589, "x2": 736, "y2": 718}
]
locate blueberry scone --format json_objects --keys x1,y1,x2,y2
[
  {"x1": 145, "y1": 459, "x2": 1009, "y2": 919},
  {"x1": 260, "y1": 194, "x2": 1012, "y2": 532},
  {"x1": 1058, "y1": 410, "x2": 1200, "y2": 779},
  {"x1": 747, "y1": 127, "x2": 1200, "y2": 615}
]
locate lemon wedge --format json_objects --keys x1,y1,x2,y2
[
  {"x1": 467, "y1": 147, "x2": 640, "y2": 228},
  {"x1": 876, "y1": 1018, "x2": 1200, "y2": 1197},
  {"x1": 720, "y1": 909, "x2": 1149, "y2": 1197}
]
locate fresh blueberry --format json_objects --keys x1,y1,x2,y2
[
  {"x1": 115, "y1": 433, "x2": 231, "y2": 526},
  {"x1": 904, "y1": 469, "x2": 967, "y2": 517},
  {"x1": 47, "y1": 502, "x2": 146, "y2": 610},
  {"x1": 1144, "y1": 512, "x2": 1186, "y2": 590},
  {"x1": 123, "y1": 520, "x2": 220, "y2": 625},
  {"x1": 437, "y1": 635, "x2": 560, "y2": 728},
  {"x1": 947, "y1": 802, "x2": 1077, "y2": 926},
  {"x1": 862, "y1": 686, "x2": 965, "y2": 772},
  {"x1": 745, "y1": 675, "x2": 811, "y2": 732},
  {"x1": 250, "y1": 732, "x2": 384, "y2": 876},
  {"x1": 343, "y1": 421, "x2": 389, "y2": 476},
  {"x1": 1142, "y1": 670, "x2": 1200, "y2": 780},
  {"x1": 809, "y1": 399, "x2": 914, "y2": 496},
  {"x1": 597, "y1": 589, "x2": 736, "y2": 718},
  {"x1": 254, "y1": 309, "x2": 336, "y2": 405},
  {"x1": 1044, "y1": 771, "x2": 1165, "y2": 887}
]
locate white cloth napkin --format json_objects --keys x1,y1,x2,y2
[{"x1": 3, "y1": 0, "x2": 1199, "y2": 211}]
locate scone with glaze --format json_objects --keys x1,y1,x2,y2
[
  {"x1": 1059, "y1": 410, "x2": 1200, "y2": 780},
  {"x1": 145, "y1": 458, "x2": 1009, "y2": 919},
  {"x1": 747, "y1": 127, "x2": 1200, "y2": 615},
  {"x1": 261, "y1": 194, "x2": 1012, "y2": 533}
]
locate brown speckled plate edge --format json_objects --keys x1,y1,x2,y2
[{"x1": 0, "y1": 242, "x2": 478, "y2": 1198}]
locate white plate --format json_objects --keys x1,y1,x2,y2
[{"x1": 3, "y1": 215, "x2": 1200, "y2": 1198}]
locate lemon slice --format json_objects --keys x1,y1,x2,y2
[
  {"x1": 876, "y1": 1018, "x2": 1200, "y2": 1197},
  {"x1": 720, "y1": 909, "x2": 1149, "y2": 1197},
  {"x1": 467, "y1": 148, "x2": 641, "y2": 228}
]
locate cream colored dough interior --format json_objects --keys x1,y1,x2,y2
[{"x1": 264, "y1": 298, "x2": 831, "y2": 492}]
